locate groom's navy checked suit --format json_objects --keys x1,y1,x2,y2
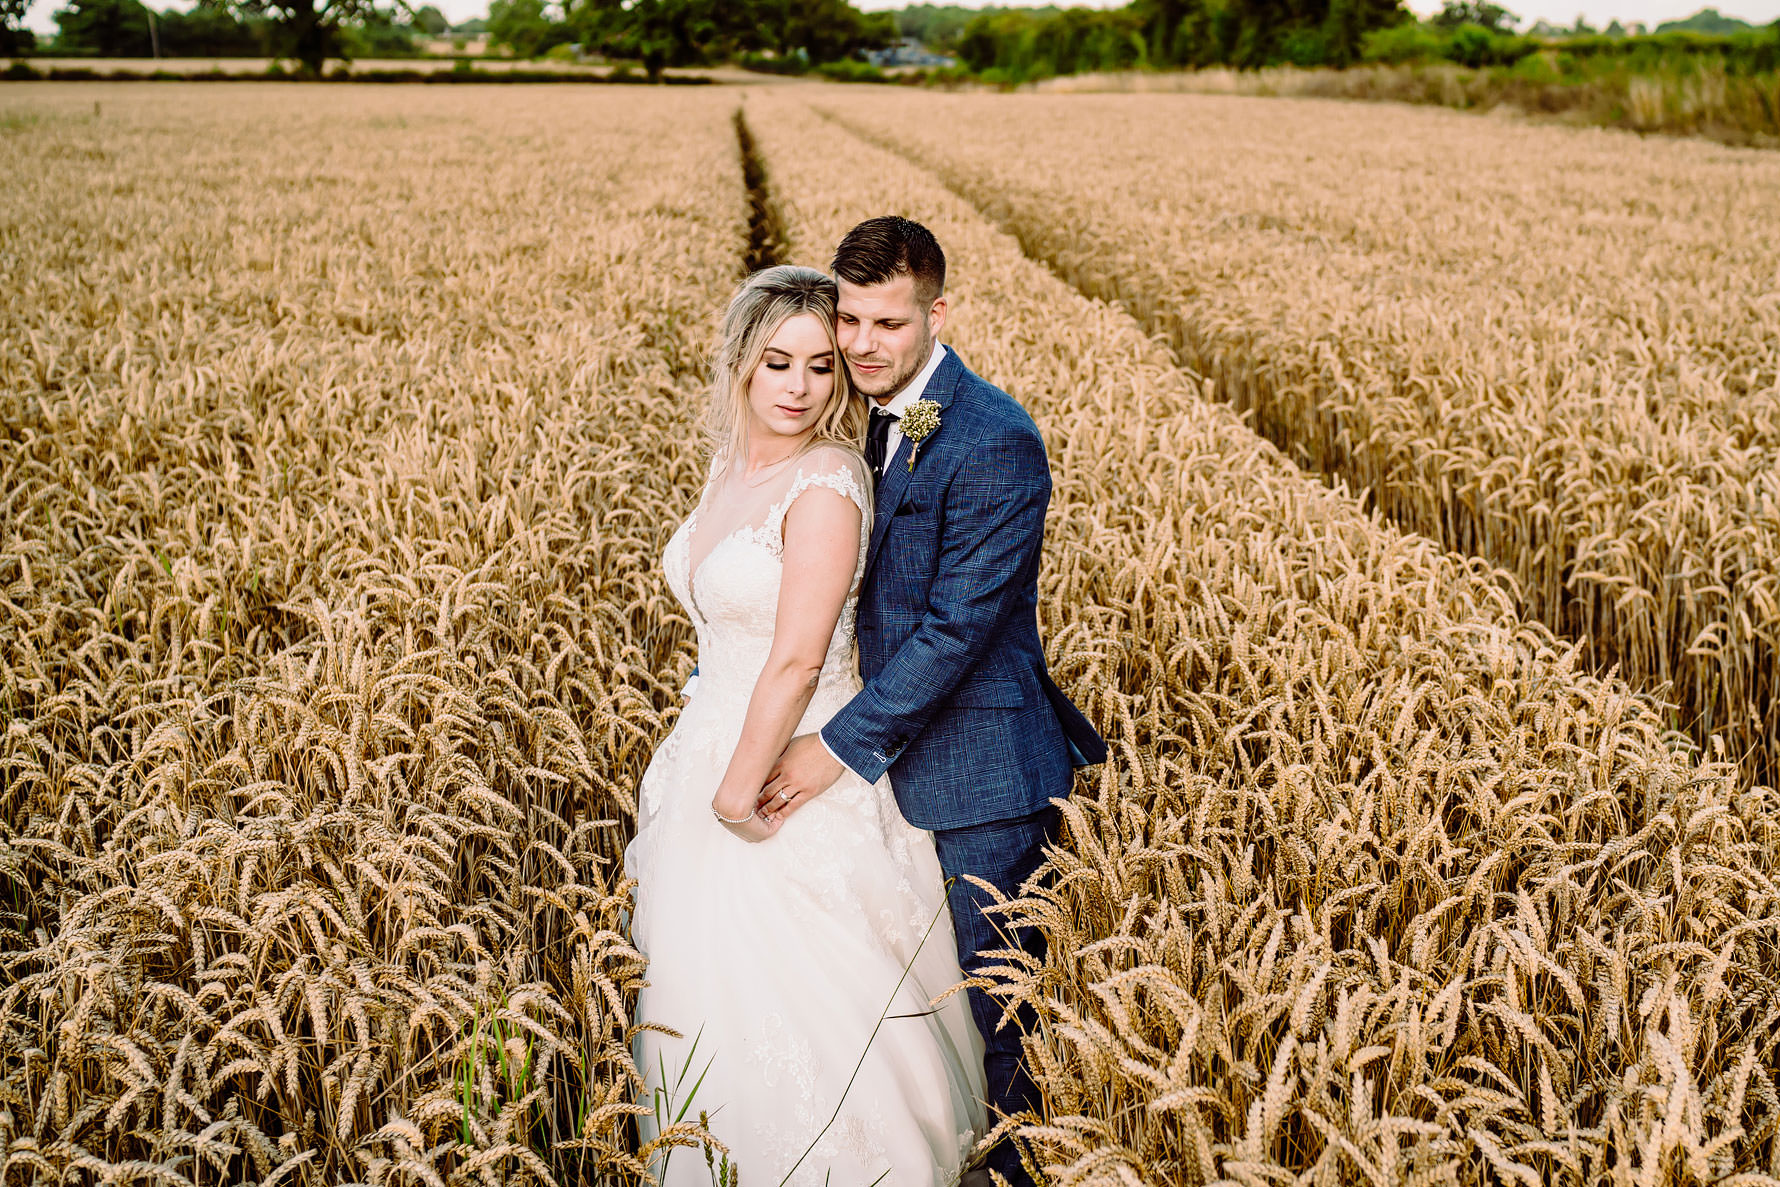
[
  {"x1": 822, "y1": 347, "x2": 1105, "y2": 1180},
  {"x1": 822, "y1": 347, "x2": 1103, "y2": 826}
]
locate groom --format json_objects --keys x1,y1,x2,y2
[{"x1": 760, "y1": 215, "x2": 1106, "y2": 1186}]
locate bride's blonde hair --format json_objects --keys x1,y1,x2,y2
[{"x1": 705, "y1": 265, "x2": 866, "y2": 465}]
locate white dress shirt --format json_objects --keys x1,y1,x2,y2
[{"x1": 868, "y1": 342, "x2": 950, "y2": 476}]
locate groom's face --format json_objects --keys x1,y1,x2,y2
[{"x1": 836, "y1": 274, "x2": 946, "y2": 403}]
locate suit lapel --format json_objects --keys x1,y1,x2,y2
[
  {"x1": 864, "y1": 349, "x2": 967, "y2": 586},
  {"x1": 867, "y1": 436, "x2": 915, "y2": 561}
]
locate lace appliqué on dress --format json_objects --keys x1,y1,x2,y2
[{"x1": 765, "y1": 464, "x2": 869, "y2": 544}]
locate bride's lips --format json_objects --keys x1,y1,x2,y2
[{"x1": 776, "y1": 404, "x2": 810, "y2": 417}]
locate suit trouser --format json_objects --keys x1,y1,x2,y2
[{"x1": 931, "y1": 805, "x2": 1060, "y2": 1187}]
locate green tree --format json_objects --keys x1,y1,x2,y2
[
  {"x1": 1432, "y1": 0, "x2": 1517, "y2": 33},
  {"x1": 1, "y1": 0, "x2": 34, "y2": 53},
  {"x1": 772, "y1": 0, "x2": 893, "y2": 60},
  {"x1": 159, "y1": 0, "x2": 266, "y2": 53},
  {"x1": 232, "y1": 0, "x2": 379, "y2": 74},
  {"x1": 1656, "y1": 7, "x2": 1753, "y2": 33},
  {"x1": 1131, "y1": 0, "x2": 1193, "y2": 63},
  {"x1": 488, "y1": 0, "x2": 569, "y2": 57},
  {"x1": 53, "y1": 0, "x2": 155, "y2": 55},
  {"x1": 968, "y1": 0, "x2": 1404, "y2": 72},
  {"x1": 339, "y1": 5, "x2": 416, "y2": 55},
  {"x1": 571, "y1": 0, "x2": 886, "y2": 78},
  {"x1": 891, "y1": 3, "x2": 982, "y2": 52},
  {"x1": 606, "y1": 0, "x2": 721, "y2": 79},
  {"x1": 410, "y1": 1, "x2": 446, "y2": 32},
  {"x1": 1323, "y1": 0, "x2": 1405, "y2": 64}
]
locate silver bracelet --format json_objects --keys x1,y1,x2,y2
[{"x1": 711, "y1": 804, "x2": 757, "y2": 825}]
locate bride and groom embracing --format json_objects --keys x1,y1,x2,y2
[{"x1": 625, "y1": 216, "x2": 1106, "y2": 1186}]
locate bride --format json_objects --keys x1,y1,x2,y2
[{"x1": 625, "y1": 265, "x2": 986, "y2": 1184}]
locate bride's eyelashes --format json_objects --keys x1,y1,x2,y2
[{"x1": 764, "y1": 362, "x2": 834, "y2": 374}]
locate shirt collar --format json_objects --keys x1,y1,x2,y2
[{"x1": 874, "y1": 343, "x2": 949, "y2": 417}]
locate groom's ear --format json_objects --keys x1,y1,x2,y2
[{"x1": 927, "y1": 295, "x2": 948, "y2": 338}]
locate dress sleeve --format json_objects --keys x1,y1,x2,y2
[{"x1": 765, "y1": 450, "x2": 871, "y2": 547}]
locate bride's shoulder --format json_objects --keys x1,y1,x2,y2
[{"x1": 781, "y1": 444, "x2": 869, "y2": 513}]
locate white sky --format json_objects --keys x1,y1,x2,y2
[{"x1": 22, "y1": 0, "x2": 1780, "y2": 42}]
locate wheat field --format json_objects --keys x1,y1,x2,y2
[
  {"x1": 808, "y1": 88, "x2": 1780, "y2": 793},
  {"x1": 3, "y1": 81, "x2": 1779, "y2": 1187},
  {"x1": 1, "y1": 83, "x2": 737, "y2": 1184}
]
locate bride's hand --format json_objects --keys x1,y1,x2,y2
[
  {"x1": 719, "y1": 811, "x2": 780, "y2": 843},
  {"x1": 712, "y1": 793, "x2": 781, "y2": 843}
]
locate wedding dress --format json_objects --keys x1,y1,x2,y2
[{"x1": 625, "y1": 445, "x2": 985, "y2": 1186}]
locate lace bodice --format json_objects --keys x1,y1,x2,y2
[{"x1": 663, "y1": 445, "x2": 871, "y2": 716}]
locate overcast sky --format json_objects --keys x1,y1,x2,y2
[{"x1": 22, "y1": 0, "x2": 1780, "y2": 42}]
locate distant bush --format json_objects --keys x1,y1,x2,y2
[
  {"x1": 1361, "y1": 21, "x2": 1451, "y2": 61},
  {"x1": 1564, "y1": 25, "x2": 1780, "y2": 73},
  {"x1": 814, "y1": 58, "x2": 886, "y2": 82},
  {"x1": 1362, "y1": 20, "x2": 1536, "y2": 66},
  {"x1": 883, "y1": 63, "x2": 975, "y2": 88},
  {"x1": 1451, "y1": 23, "x2": 1537, "y2": 65},
  {"x1": 739, "y1": 51, "x2": 809, "y2": 75}
]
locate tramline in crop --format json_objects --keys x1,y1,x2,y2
[
  {"x1": 823, "y1": 87, "x2": 1780, "y2": 792},
  {"x1": 753, "y1": 88, "x2": 1780, "y2": 1187}
]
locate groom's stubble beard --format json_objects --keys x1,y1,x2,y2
[{"x1": 847, "y1": 325, "x2": 934, "y2": 405}]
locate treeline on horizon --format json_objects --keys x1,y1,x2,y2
[
  {"x1": 2, "y1": 0, "x2": 431, "y2": 60},
  {"x1": 912, "y1": 1, "x2": 1780, "y2": 78},
  {"x1": 1, "y1": 0, "x2": 895, "y2": 77},
  {"x1": 6, "y1": 0, "x2": 1778, "y2": 87}
]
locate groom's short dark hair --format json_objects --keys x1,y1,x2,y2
[{"x1": 832, "y1": 216, "x2": 946, "y2": 306}]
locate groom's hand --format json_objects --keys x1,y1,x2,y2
[{"x1": 759, "y1": 734, "x2": 845, "y2": 823}]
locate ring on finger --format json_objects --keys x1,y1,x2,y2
[{"x1": 778, "y1": 789, "x2": 793, "y2": 801}]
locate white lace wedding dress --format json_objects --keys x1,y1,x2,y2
[{"x1": 625, "y1": 446, "x2": 985, "y2": 1186}]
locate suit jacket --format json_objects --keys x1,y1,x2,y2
[{"x1": 821, "y1": 349, "x2": 1107, "y2": 831}]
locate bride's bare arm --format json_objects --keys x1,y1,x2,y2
[{"x1": 711, "y1": 484, "x2": 862, "y2": 840}]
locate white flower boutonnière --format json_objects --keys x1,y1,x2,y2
[{"x1": 900, "y1": 398, "x2": 941, "y2": 472}]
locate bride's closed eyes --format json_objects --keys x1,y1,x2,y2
[{"x1": 763, "y1": 347, "x2": 834, "y2": 374}]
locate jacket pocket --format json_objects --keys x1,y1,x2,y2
[{"x1": 945, "y1": 678, "x2": 1027, "y2": 709}]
